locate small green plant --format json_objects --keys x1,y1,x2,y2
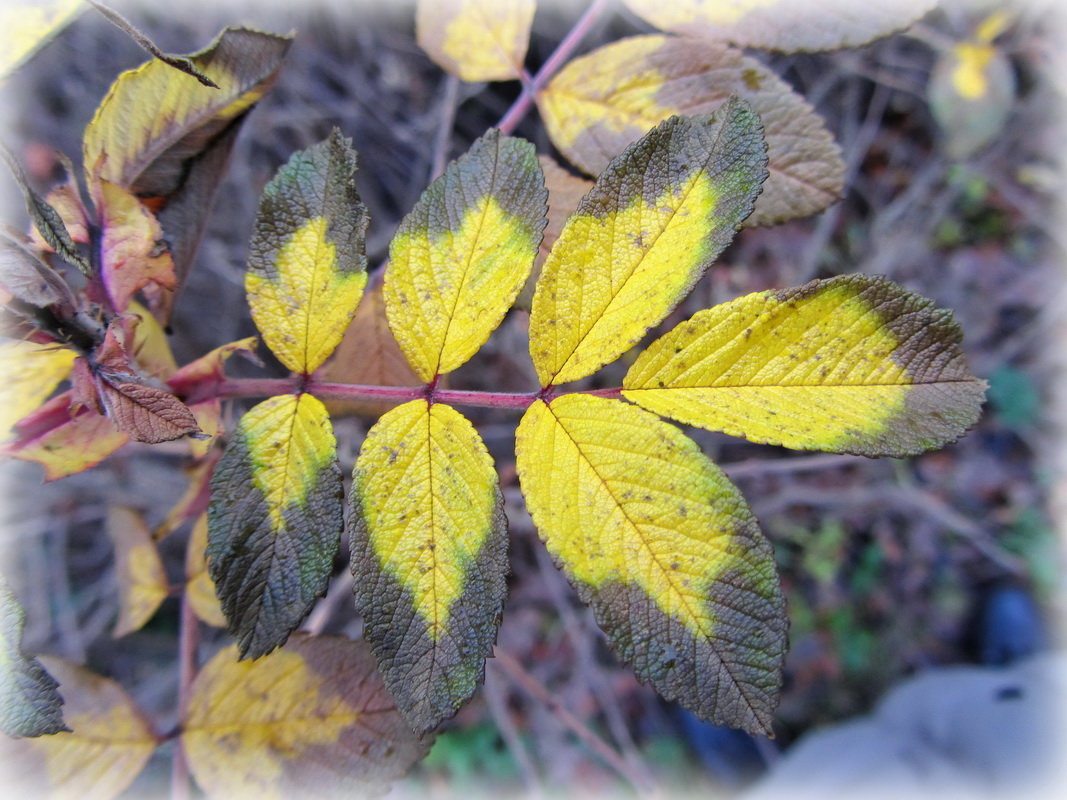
[{"x1": 0, "y1": 1, "x2": 986, "y2": 796}]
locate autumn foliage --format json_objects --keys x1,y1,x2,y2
[{"x1": 0, "y1": 1, "x2": 992, "y2": 797}]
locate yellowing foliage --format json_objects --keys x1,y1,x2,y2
[
  {"x1": 0, "y1": 657, "x2": 157, "y2": 798},
  {"x1": 181, "y1": 636, "x2": 428, "y2": 798},
  {"x1": 0, "y1": 341, "x2": 76, "y2": 434},
  {"x1": 350, "y1": 399, "x2": 507, "y2": 731},
  {"x1": 247, "y1": 217, "x2": 367, "y2": 374},
  {"x1": 529, "y1": 104, "x2": 766, "y2": 386},
  {"x1": 515, "y1": 393, "x2": 785, "y2": 733},
  {"x1": 416, "y1": 0, "x2": 535, "y2": 82},
  {"x1": 385, "y1": 130, "x2": 545, "y2": 381},
  {"x1": 624, "y1": 275, "x2": 986, "y2": 456}
]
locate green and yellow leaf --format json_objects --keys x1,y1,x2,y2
[
  {"x1": 529, "y1": 99, "x2": 767, "y2": 387},
  {"x1": 207, "y1": 393, "x2": 343, "y2": 658},
  {"x1": 621, "y1": 0, "x2": 934, "y2": 53},
  {"x1": 83, "y1": 26, "x2": 291, "y2": 320},
  {"x1": 0, "y1": 0, "x2": 83, "y2": 79},
  {"x1": 0, "y1": 578, "x2": 67, "y2": 738},
  {"x1": 416, "y1": 0, "x2": 535, "y2": 82},
  {"x1": 623, "y1": 275, "x2": 987, "y2": 456},
  {"x1": 515, "y1": 393, "x2": 785, "y2": 734},
  {"x1": 0, "y1": 340, "x2": 76, "y2": 435},
  {"x1": 84, "y1": 26, "x2": 289, "y2": 193},
  {"x1": 385, "y1": 129, "x2": 546, "y2": 380},
  {"x1": 106, "y1": 506, "x2": 168, "y2": 637},
  {"x1": 182, "y1": 635, "x2": 429, "y2": 799},
  {"x1": 246, "y1": 130, "x2": 368, "y2": 375},
  {"x1": 928, "y1": 36, "x2": 1015, "y2": 160},
  {"x1": 350, "y1": 399, "x2": 507, "y2": 731},
  {"x1": 537, "y1": 35, "x2": 842, "y2": 226},
  {"x1": 0, "y1": 657, "x2": 157, "y2": 797},
  {"x1": 186, "y1": 513, "x2": 227, "y2": 628}
]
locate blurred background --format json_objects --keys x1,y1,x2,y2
[{"x1": 0, "y1": 0, "x2": 1063, "y2": 797}]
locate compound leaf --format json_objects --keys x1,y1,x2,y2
[
  {"x1": 83, "y1": 26, "x2": 291, "y2": 319},
  {"x1": 0, "y1": 656, "x2": 157, "y2": 797},
  {"x1": 529, "y1": 99, "x2": 766, "y2": 387},
  {"x1": 624, "y1": 275, "x2": 987, "y2": 456},
  {"x1": 182, "y1": 635, "x2": 429, "y2": 798},
  {"x1": 0, "y1": 340, "x2": 76, "y2": 434},
  {"x1": 416, "y1": 0, "x2": 535, "y2": 82},
  {"x1": 350, "y1": 399, "x2": 507, "y2": 732},
  {"x1": 0, "y1": 579, "x2": 67, "y2": 738},
  {"x1": 538, "y1": 35, "x2": 843, "y2": 226},
  {"x1": 207, "y1": 393, "x2": 343, "y2": 658},
  {"x1": 621, "y1": 0, "x2": 935, "y2": 53},
  {"x1": 247, "y1": 130, "x2": 368, "y2": 375},
  {"x1": 515, "y1": 393, "x2": 785, "y2": 734},
  {"x1": 106, "y1": 505, "x2": 168, "y2": 638},
  {"x1": 385, "y1": 129, "x2": 546, "y2": 381}
]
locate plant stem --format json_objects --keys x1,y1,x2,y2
[
  {"x1": 496, "y1": 0, "x2": 613, "y2": 135},
  {"x1": 170, "y1": 592, "x2": 198, "y2": 800},
  {"x1": 217, "y1": 377, "x2": 546, "y2": 410}
]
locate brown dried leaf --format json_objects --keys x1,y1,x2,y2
[
  {"x1": 315, "y1": 277, "x2": 422, "y2": 417},
  {"x1": 97, "y1": 378, "x2": 200, "y2": 444}
]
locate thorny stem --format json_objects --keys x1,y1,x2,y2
[
  {"x1": 495, "y1": 0, "x2": 613, "y2": 135},
  {"x1": 170, "y1": 591, "x2": 199, "y2": 800}
]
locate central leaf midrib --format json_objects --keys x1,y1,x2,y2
[{"x1": 546, "y1": 401, "x2": 765, "y2": 720}]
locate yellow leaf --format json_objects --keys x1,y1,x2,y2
[
  {"x1": 106, "y1": 506, "x2": 168, "y2": 637},
  {"x1": 4, "y1": 395, "x2": 128, "y2": 480},
  {"x1": 0, "y1": 340, "x2": 76, "y2": 435},
  {"x1": 0, "y1": 0, "x2": 83, "y2": 79},
  {"x1": 0, "y1": 657, "x2": 157, "y2": 798},
  {"x1": 529, "y1": 100, "x2": 766, "y2": 387},
  {"x1": 416, "y1": 0, "x2": 535, "y2": 82},
  {"x1": 515, "y1": 393, "x2": 784, "y2": 734},
  {"x1": 83, "y1": 27, "x2": 290, "y2": 193},
  {"x1": 624, "y1": 275, "x2": 987, "y2": 456},
  {"x1": 185, "y1": 513, "x2": 227, "y2": 628},
  {"x1": 127, "y1": 300, "x2": 178, "y2": 381},
  {"x1": 315, "y1": 277, "x2": 424, "y2": 417},
  {"x1": 207, "y1": 393, "x2": 343, "y2": 657},
  {"x1": 621, "y1": 0, "x2": 934, "y2": 52},
  {"x1": 181, "y1": 635, "x2": 429, "y2": 799},
  {"x1": 538, "y1": 34, "x2": 842, "y2": 226},
  {"x1": 246, "y1": 131, "x2": 368, "y2": 375},
  {"x1": 385, "y1": 130, "x2": 546, "y2": 380},
  {"x1": 950, "y1": 42, "x2": 997, "y2": 100},
  {"x1": 351, "y1": 399, "x2": 507, "y2": 731}
]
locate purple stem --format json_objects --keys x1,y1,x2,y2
[{"x1": 496, "y1": 0, "x2": 613, "y2": 135}]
